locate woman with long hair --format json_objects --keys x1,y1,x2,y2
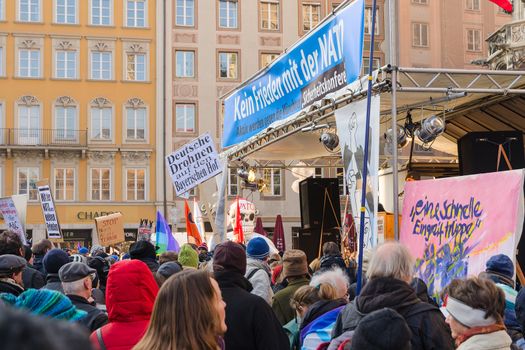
[{"x1": 133, "y1": 269, "x2": 227, "y2": 350}]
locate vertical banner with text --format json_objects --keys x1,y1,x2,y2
[
  {"x1": 0, "y1": 197, "x2": 26, "y2": 244},
  {"x1": 37, "y1": 182, "x2": 62, "y2": 240}
]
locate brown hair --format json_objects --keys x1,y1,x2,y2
[
  {"x1": 133, "y1": 270, "x2": 223, "y2": 350},
  {"x1": 159, "y1": 251, "x2": 178, "y2": 265},
  {"x1": 445, "y1": 277, "x2": 505, "y2": 324},
  {"x1": 290, "y1": 284, "x2": 337, "y2": 311},
  {"x1": 322, "y1": 242, "x2": 340, "y2": 256},
  {"x1": 0, "y1": 231, "x2": 23, "y2": 256},
  {"x1": 32, "y1": 239, "x2": 53, "y2": 256}
]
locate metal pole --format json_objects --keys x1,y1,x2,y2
[
  {"x1": 162, "y1": 0, "x2": 168, "y2": 220},
  {"x1": 356, "y1": 0, "x2": 378, "y2": 295},
  {"x1": 388, "y1": 0, "x2": 399, "y2": 239}
]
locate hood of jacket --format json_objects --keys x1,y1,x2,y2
[
  {"x1": 246, "y1": 257, "x2": 271, "y2": 274},
  {"x1": 356, "y1": 277, "x2": 420, "y2": 314},
  {"x1": 300, "y1": 299, "x2": 347, "y2": 331},
  {"x1": 45, "y1": 273, "x2": 61, "y2": 284},
  {"x1": 105, "y1": 260, "x2": 159, "y2": 323},
  {"x1": 319, "y1": 255, "x2": 346, "y2": 271},
  {"x1": 214, "y1": 270, "x2": 253, "y2": 292}
]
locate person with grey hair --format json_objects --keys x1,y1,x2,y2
[
  {"x1": 331, "y1": 242, "x2": 454, "y2": 350},
  {"x1": 59, "y1": 262, "x2": 108, "y2": 332},
  {"x1": 310, "y1": 268, "x2": 350, "y2": 301}
]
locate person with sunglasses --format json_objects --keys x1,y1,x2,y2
[{"x1": 59, "y1": 262, "x2": 108, "y2": 332}]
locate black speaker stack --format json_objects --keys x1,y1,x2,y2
[{"x1": 293, "y1": 177, "x2": 342, "y2": 262}]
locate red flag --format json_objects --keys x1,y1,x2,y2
[
  {"x1": 489, "y1": 0, "x2": 512, "y2": 12},
  {"x1": 234, "y1": 197, "x2": 244, "y2": 243},
  {"x1": 184, "y1": 200, "x2": 202, "y2": 245}
]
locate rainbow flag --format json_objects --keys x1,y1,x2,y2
[{"x1": 155, "y1": 210, "x2": 180, "y2": 253}]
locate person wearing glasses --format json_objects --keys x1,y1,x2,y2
[{"x1": 59, "y1": 261, "x2": 108, "y2": 332}]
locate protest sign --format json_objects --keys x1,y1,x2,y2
[
  {"x1": 166, "y1": 132, "x2": 222, "y2": 196},
  {"x1": 95, "y1": 212, "x2": 125, "y2": 246},
  {"x1": 37, "y1": 184, "x2": 62, "y2": 239},
  {"x1": 400, "y1": 169, "x2": 525, "y2": 300},
  {"x1": 222, "y1": 0, "x2": 364, "y2": 147},
  {"x1": 0, "y1": 197, "x2": 26, "y2": 244},
  {"x1": 335, "y1": 96, "x2": 380, "y2": 249}
]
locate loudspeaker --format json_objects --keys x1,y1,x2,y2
[
  {"x1": 299, "y1": 177, "x2": 342, "y2": 229},
  {"x1": 291, "y1": 227, "x2": 341, "y2": 263},
  {"x1": 458, "y1": 131, "x2": 525, "y2": 175}
]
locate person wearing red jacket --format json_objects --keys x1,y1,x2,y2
[{"x1": 90, "y1": 260, "x2": 159, "y2": 350}]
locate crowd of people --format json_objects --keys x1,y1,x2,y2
[{"x1": 0, "y1": 229, "x2": 524, "y2": 350}]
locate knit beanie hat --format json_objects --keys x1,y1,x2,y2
[
  {"x1": 213, "y1": 241, "x2": 247, "y2": 275},
  {"x1": 78, "y1": 247, "x2": 89, "y2": 255},
  {"x1": 90, "y1": 245, "x2": 104, "y2": 256},
  {"x1": 282, "y1": 249, "x2": 308, "y2": 278},
  {"x1": 486, "y1": 254, "x2": 514, "y2": 280},
  {"x1": 178, "y1": 244, "x2": 199, "y2": 269},
  {"x1": 198, "y1": 242, "x2": 208, "y2": 251},
  {"x1": 157, "y1": 261, "x2": 183, "y2": 279},
  {"x1": 43, "y1": 249, "x2": 70, "y2": 274},
  {"x1": 129, "y1": 240, "x2": 157, "y2": 261},
  {"x1": 246, "y1": 237, "x2": 270, "y2": 260},
  {"x1": 350, "y1": 308, "x2": 411, "y2": 350},
  {"x1": 0, "y1": 289, "x2": 86, "y2": 322}
]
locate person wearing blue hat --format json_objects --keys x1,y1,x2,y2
[
  {"x1": 42, "y1": 248, "x2": 70, "y2": 293},
  {"x1": 245, "y1": 237, "x2": 273, "y2": 304},
  {"x1": 78, "y1": 247, "x2": 89, "y2": 256}
]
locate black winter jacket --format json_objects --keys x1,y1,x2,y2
[
  {"x1": 67, "y1": 294, "x2": 108, "y2": 332},
  {"x1": 214, "y1": 270, "x2": 289, "y2": 350},
  {"x1": 332, "y1": 277, "x2": 454, "y2": 350},
  {"x1": 0, "y1": 279, "x2": 24, "y2": 296},
  {"x1": 22, "y1": 265, "x2": 45, "y2": 290}
]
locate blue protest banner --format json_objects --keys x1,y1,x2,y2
[{"x1": 222, "y1": 0, "x2": 364, "y2": 147}]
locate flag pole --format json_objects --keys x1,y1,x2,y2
[{"x1": 356, "y1": 0, "x2": 378, "y2": 296}]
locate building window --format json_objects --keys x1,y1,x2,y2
[
  {"x1": 337, "y1": 167, "x2": 347, "y2": 195},
  {"x1": 91, "y1": 0, "x2": 112, "y2": 25},
  {"x1": 412, "y1": 23, "x2": 429, "y2": 47},
  {"x1": 175, "y1": 103, "x2": 195, "y2": 133},
  {"x1": 55, "y1": 105, "x2": 77, "y2": 140},
  {"x1": 126, "y1": 168, "x2": 146, "y2": 201},
  {"x1": 412, "y1": 0, "x2": 428, "y2": 4},
  {"x1": 466, "y1": 0, "x2": 480, "y2": 10},
  {"x1": 0, "y1": 47, "x2": 3, "y2": 76},
  {"x1": 19, "y1": 0, "x2": 40, "y2": 22},
  {"x1": 262, "y1": 168, "x2": 282, "y2": 196},
  {"x1": 126, "y1": 0, "x2": 146, "y2": 27},
  {"x1": 467, "y1": 29, "x2": 482, "y2": 52},
  {"x1": 218, "y1": 52, "x2": 238, "y2": 79},
  {"x1": 19, "y1": 49, "x2": 40, "y2": 78},
  {"x1": 17, "y1": 167, "x2": 39, "y2": 200},
  {"x1": 90, "y1": 106, "x2": 112, "y2": 140},
  {"x1": 260, "y1": 0, "x2": 279, "y2": 31},
  {"x1": 90, "y1": 168, "x2": 111, "y2": 201},
  {"x1": 364, "y1": 7, "x2": 380, "y2": 35},
  {"x1": 126, "y1": 106, "x2": 146, "y2": 140},
  {"x1": 361, "y1": 57, "x2": 381, "y2": 76},
  {"x1": 91, "y1": 51, "x2": 112, "y2": 80},
  {"x1": 56, "y1": 0, "x2": 77, "y2": 24},
  {"x1": 260, "y1": 52, "x2": 279, "y2": 68},
  {"x1": 302, "y1": 3, "x2": 321, "y2": 32},
  {"x1": 218, "y1": 0, "x2": 238, "y2": 29},
  {"x1": 18, "y1": 104, "x2": 40, "y2": 144},
  {"x1": 56, "y1": 51, "x2": 77, "y2": 79},
  {"x1": 54, "y1": 168, "x2": 75, "y2": 201},
  {"x1": 313, "y1": 167, "x2": 323, "y2": 178},
  {"x1": 126, "y1": 53, "x2": 146, "y2": 81},
  {"x1": 176, "y1": 0, "x2": 194, "y2": 26},
  {"x1": 0, "y1": 0, "x2": 5, "y2": 20},
  {"x1": 175, "y1": 50, "x2": 195, "y2": 78},
  {"x1": 227, "y1": 168, "x2": 239, "y2": 196}
]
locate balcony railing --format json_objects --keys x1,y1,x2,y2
[{"x1": 0, "y1": 129, "x2": 88, "y2": 148}]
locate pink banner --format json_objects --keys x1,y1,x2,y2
[{"x1": 400, "y1": 170, "x2": 524, "y2": 300}]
